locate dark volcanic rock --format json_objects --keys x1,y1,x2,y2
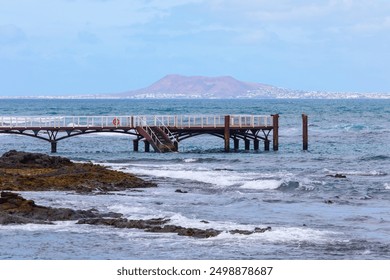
[
  {"x1": 77, "y1": 217, "x2": 222, "y2": 238},
  {"x1": 1, "y1": 192, "x2": 271, "y2": 239},
  {"x1": 0, "y1": 150, "x2": 72, "y2": 168},
  {"x1": 0, "y1": 150, "x2": 156, "y2": 192},
  {"x1": 229, "y1": 227, "x2": 272, "y2": 235},
  {"x1": 77, "y1": 218, "x2": 271, "y2": 238},
  {"x1": 175, "y1": 189, "x2": 188, "y2": 193},
  {"x1": 327, "y1": 173, "x2": 347, "y2": 179},
  {"x1": 0, "y1": 191, "x2": 121, "y2": 225},
  {"x1": 254, "y1": 226, "x2": 272, "y2": 233},
  {"x1": 77, "y1": 217, "x2": 170, "y2": 229},
  {"x1": 146, "y1": 225, "x2": 222, "y2": 238}
]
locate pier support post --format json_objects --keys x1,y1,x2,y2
[
  {"x1": 264, "y1": 139, "x2": 270, "y2": 151},
  {"x1": 224, "y1": 115, "x2": 230, "y2": 152},
  {"x1": 234, "y1": 138, "x2": 239, "y2": 151},
  {"x1": 144, "y1": 141, "x2": 150, "y2": 152},
  {"x1": 51, "y1": 141, "x2": 57, "y2": 153},
  {"x1": 302, "y1": 114, "x2": 308, "y2": 151},
  {"x1": 272, "y1": 114, "x2": 279, "y2": 151},
  {"x1": 254, "y1": 139, "x2": 259, "y2": 151},
  {"x1": 245, "y1": 139, "x2": 250, "y2": 151},
  {"x1": 174, "y1": 141, "x2": 179, "y2": 151},
  {"x1": 133, "y1": 139, "x2": 139, "y2": 152}
]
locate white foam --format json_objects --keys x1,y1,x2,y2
[
  {"x1": 325, "y1": 169, "x2": 387, "y2": 177},
  {"x1": 240, "y1": 180, "x2": 281, "y2": 190},
  {"x1": 167, "y1": 213, "x2": 269, "y2": 233},
  {"x1": 260, "y1": 227, "x2": 333, "y2": 243},
  {"x1": 0, "y1": 221, "x2": 77, "y2": 232},
  {"x1": 298, "y1": 177, "x2": 318, "y2": 191},
  {"x1": 183, "y1": 158, "x2": 198, "y2": 163},
  {"x1": 107, "y1": 205, "x2": 162, "y2": 219},
  {"x1": 167, "y1": 213, "x2": 219, "y2": 229},
  {"x1": 128, "y1": 168, "x2": 245, "y2": 187},
  {"x1": 109, "y1": 164, "x2": 299, "y2": 191},
  {"x1": 213, "y1": 226, "x2": 339, "y2": 243},
  {"x1": 385, "y1": 183, "x2": 390, "y2": 190}
]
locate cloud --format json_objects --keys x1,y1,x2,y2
[
  {"x1": 1, "y1": 0, "x2": 390, "y2": 94},
  {"x1": 349, "y1": 16, "x2": 390, "y2": 34},
  {"x1": 204, "y1": 0, "x2": 390, "y2": 42}
]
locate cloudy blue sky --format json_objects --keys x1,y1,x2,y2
[{"x1": 1, "y1": 0, "x2": 389, "y2": 96}]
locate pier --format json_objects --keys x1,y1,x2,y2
[{"x1": 0, "y1": 114, "x2": 278, "y2": 153}]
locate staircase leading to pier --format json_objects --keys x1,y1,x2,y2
[{"x1": 136, "y1": 126, "x2": 177, "y2": 153}]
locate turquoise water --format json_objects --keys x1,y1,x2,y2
[{"x1": 0, "y1": 99, "x2": 389, "y2": 259}]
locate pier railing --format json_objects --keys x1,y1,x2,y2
[{"x1": 0, "y1": 115, "x2": 272, "y2": 129}]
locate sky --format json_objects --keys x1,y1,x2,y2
[{"x1": 0, "y1": 0, "x2": 390, "y2": 96}]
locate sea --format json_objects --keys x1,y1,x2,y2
[{"x1": 0, "y1": 98, "x2": 389, "y2": 260}]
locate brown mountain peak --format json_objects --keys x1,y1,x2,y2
[{"x1": 119, "y1": 74, "x2": 275, "y2": 98}]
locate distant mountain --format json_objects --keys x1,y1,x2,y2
[
  {"x1": 112, "y1": 74, "x2": 389, "y2": 99},
  {"x1": 2, "y1": 74, "x2": 388, "y2": 99},
  {"x1": 117, "y1": 74, "x2": 282, "y2": 99}
]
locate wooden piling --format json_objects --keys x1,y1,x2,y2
[
  {"x1": 264, "y1": 140, "x2": 270, "y2": 151},
  {"x1": 272, "y1": 114, "x2": 279, "y2": 151},
  {"x1": 245, "y1": 139, "x2": 250, "y2": 150},
  {"x1": 224, "y1": 115, "x2": 230, "y2": 152},
  {"x1": 302, "y1": 114, "x2": 308, "y2": 150},
  {"x1": 133, "y1": 139, "x2": 139, "y2": 152},
  {"x1": 174, "y1": 141, "x2": 178, "y2": 151},
  {"x1": 234, "y1": 138, "x2": 239, "y2": 151},
  {"x1": 51, "y1": 142, "x2": 57, "y2": 153},
  {"x1": 254, "y1": 139, "x2": 259, "y2": 150},
  {"x1": 144, "y1": 141, "x2": 150, "y2": 152}
]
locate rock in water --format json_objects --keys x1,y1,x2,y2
[
  {"x1": 0, "y1": 191, "x2": 121, "y2": 225},
  {"x1": 326, "y1": 173, "x2": 347, "y2": 179},
  {"x1": 77, "y1": 217, "x2": 222, "y2": 238},
  {"x1": 0, "y1": 192, "x2": 272, "y2": 239}
]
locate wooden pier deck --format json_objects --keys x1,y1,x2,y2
[{"x1": 0, "y1": 114, "x2": 279, "y2": 153}]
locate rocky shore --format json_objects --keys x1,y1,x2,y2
[
  {"x1": 0, "y1": 191, "x2": 271, "y2": 238},
  {"x1": 0, "y1": 150, "x2": 272, "y2": 238},
  {"x1": 0, "y1": 191, "x2": 120, "y2": 225},
  {"x1": 0, "y1": 150, "x2": 155, "y2": 192}
]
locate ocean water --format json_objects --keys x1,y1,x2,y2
[{"x1": 0, "y1": 99, "x2": 389, "y2": 260}]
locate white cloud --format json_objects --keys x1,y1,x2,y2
[
  {"x1": 350, "y1": 16, "x2": 390, "y2": 34},
  {"x1": 1, "y1": 0, "x2": 389, "y2": 94},
  {"x1": 201, "y1": 0, "x2": 390, "y2": 45},
  {"x1": 0, "y1": 0, "x2": 201, "y2": 35}
]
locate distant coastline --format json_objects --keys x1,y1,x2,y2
[
  {"x1": 1, "y1": 74, "x2": 389, "y2": 100},
  {"x1": 1, "y1": 95, "x2": 389, "y2": 100}
]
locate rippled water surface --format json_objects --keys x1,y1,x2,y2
[{"x1": 0, "y1": 99, "x2": 389, "y2": 259}]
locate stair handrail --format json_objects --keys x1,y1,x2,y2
[
  {"x1": 154, "y1": 116, "x2": 178, "y2": 145},
  {"x1": 138, "y1": 116, "x2": 177, "y2": 152},
  {"x1": 138, "y1": 116, "x2": 165, "y2": 148}
]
